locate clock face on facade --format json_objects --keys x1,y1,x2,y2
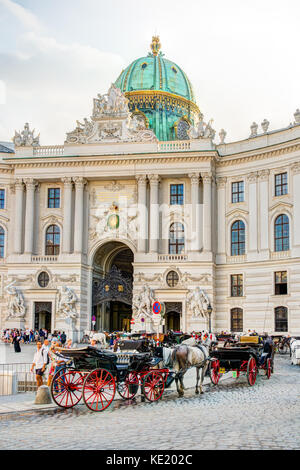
[
  {"x1": 177, "y1": 119, "x2": 190, "y2": 140},
  {"x1": 107, "y1": 214, "x2": 119, "y2": 229}
]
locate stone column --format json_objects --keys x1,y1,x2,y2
[
  {"x1": 148, "y1": 174, "x2": 160, "y2": 253},
  {"x1": 14, "y1": 179, "x2": 24, "y2": 254},
  {"x1": 216, "y1": 177, "x2": 227, "y2": 255},
  {"x1": 202, "y1": 172, "x2": 212, "y2": 252},
  {"x1": 292, "y1": 163, "x2": 300, "y2": 248},
  {"x1": 189, "y1": 173, "x2": 200, "y2": 251},
  {"x1": 24, "y1": 178, "x2": 36, "y2": 254},
  {"x1": 247, "y1": 172, "x2": 258, "y2": 253},
  {"x1": 136, "y1": 175, "x2": 148, "y2": 253},
  {"x1": 74, "y1": 177, "x2": 86, "y2": 253},
  {"x1": 62, "y1": 177, "x2": 73, "y2": 254},
  {"x1": 258, "y1": 170, "x2": 269, "y2": 252}
]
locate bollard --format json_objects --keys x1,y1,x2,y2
[{"x1": 34, "y1": 385, "x2": 52, "y2": 405}]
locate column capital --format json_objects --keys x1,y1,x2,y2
[
  {"x1": 136, "y1": 174, "x2": 147, "y2": 185},
  {"x1": 148, "y1": 174, "x2": 160, "y2": 184},
  {"x1": 188, "y1": 172, "x2": 200, "y2": 185},
  {"x1": 14, "y1": 178, "x2": 24, "y2": 191},
  {"x1": 291, "y1": 162, "x2": 300, "y2": 174},
  {"x1": 73, "y1": 177, "x2": 87, "y2": 188},
  {"x1": 61, "y1": 177, "x2": 73, "y2": 188},
  {"x1": 216, "y1": 176, "x2": 227, "y2": 188},
  {"x1": 257, "y1": 169, "x2": 270, "y2": 181},
  {"x1": 201, "y1": 172, "x2": 213, "y2": 184},
  {"x1": 23, "y1": 178, "x2": 37, "y2": 190},
  {"x1": 247, "y1": 171, "x2": 258, "y2": 182}
]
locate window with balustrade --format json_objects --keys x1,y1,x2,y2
[
  {"x1": 169, "y1": 222, "x2": 185, "y2": 254},
  {"x1": 231, "y1": 220, "x2": 245, "y2": 256},
  {"x1": 0, "y1": 226, "x2": 4, "y2": 258},
  {"x1": 274, "y1": 214, "x2": 289, "y2": 252},
  {"x1": 48, "y1": 188, "x2": 60, "y2": 208},
  {"x1": 230, "y1": 308, "x2": 243, "y2": 332},
  {"x1": 274, "y1": 306, "x2": 288, "y2": 332},
  {"x1": 45, "y1": 225, "x2": 60, "y2": 255}
]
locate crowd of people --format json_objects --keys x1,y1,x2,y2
[{"x1": 1, "y1": 328, "x2": 68, "y2": 352}]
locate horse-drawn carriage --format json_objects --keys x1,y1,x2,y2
[
  {"x1": 209, "y1": 336, "x2": 273, "y2": 386},
  {"x1": 50, "y1": 346, "x2": 172, "y2": 412}
]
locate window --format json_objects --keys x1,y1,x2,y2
[
  {"x1": 166, "y1": 271, "x2": 179, "y2": 287},
  {"x1": 0, "y1": 227, "x2": 4, "y2": 258},
  {"x1": 45, "y1": 225, "x2": 60, "y2": 255},
  {"x1": 38, "y1": 271, "x2": 50, "y2": 288},
  {"x1": 274, "y1": 214, "x2": 289, "y2": 252},
  {"x1": 231, "y1": 181, "x2": 244, "y2": 203},
  {"x1": 231, "y1": 308, "x2": 243, "y2": 332},
  {"x1": 169, "y1": 222, "x2": 185, "y2": 254},
  {"x1": 275, "y1": 306, "x2": 288, "y2": 332},
  {"x1": 231, "y1": 274, "x2": 243, "y2": 297},
  {"x1": 170, "y1": 184, "x2": 184, "y2": 205},
  {"x1": 231, "y1": 220, "x2": 245, "y2": 256},
  {"x1": 0, "y1": 189, "x2": 5, "y2": 209},
  {"x1": 275, "y1": 271, "x2": 287, "y2": 295},
  {"x1": 48, "y1": 188, "x2": 60, "y2": 208},
  {"x1": 275, "y1": 173, "x2": 288, "y2": 196}
]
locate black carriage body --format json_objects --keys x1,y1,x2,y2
[{"x1": 211, "y1": 346, "x2": 260, "y2": 371}]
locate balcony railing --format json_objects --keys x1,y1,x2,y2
[
  {"x1": 226, "y1": 255, "x2": 246, "y2": 264},
  {"x1": 33, "y1": 146, "x2": 64, "y2": 157},
  {"x1": 158, "y1": 254, "x2": 188, "y2": 262},
  {"x1": 31, "y1": 255, "x2": 58, "y2": 263},
  {"x1": 158, "y1": 141, "x2": 191, "y2": 152},
  {"x1": 271, "y1": 250, "x2": 291, "y2": 260}
]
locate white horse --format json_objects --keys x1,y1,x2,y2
[
  {"x1": 290, "y1": 338, "x2": 300, "y2": 365},
  {"x1": 89, "y1": 331, "x2": 109, "y2": 349}
]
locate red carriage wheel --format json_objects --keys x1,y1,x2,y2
[
  {"x1": 210, "y1": 360, "x2": 221, "y2": 385},
  {"x1": 117, "y1": 372, "x2": 139, "y2": 400},
  {"x1": 266, "y1": 358, "x2": 272, "y2": 379},
  {"x1": 142, "y1": 371, "x2": 165, "y2": 402},
  {"x1": 51, "y1": 368, "x2": 84, "y2": 408},
  {"x1": 83, "y1": 368, "x2": 116, "y2": 412},
  {"x1": 247, "y1": 357, "x2": 257, "y2": 386}
]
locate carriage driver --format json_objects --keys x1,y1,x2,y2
[{"x1": 259, "y1": 334, "x2": 274, "y2": 366}]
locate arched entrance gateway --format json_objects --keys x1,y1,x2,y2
[{"x1": 91, "y1": 241, "x2": 134, "y2": 332}]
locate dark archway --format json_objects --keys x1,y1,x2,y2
[{"x1": 92, "y1": 242, "x2": 134, "y2": 332}]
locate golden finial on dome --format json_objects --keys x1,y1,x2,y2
[{"x1": 150, "y1": 35, "x2": 161, "y2": 56}]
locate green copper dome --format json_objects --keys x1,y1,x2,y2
[{"x1": 114, "y1": 37, "x2": 199, "y2": 141}]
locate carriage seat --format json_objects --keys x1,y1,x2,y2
[{"x1": 240, "y1": 336, "x2": 259, "y2": 344}]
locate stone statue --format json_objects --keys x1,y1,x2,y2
[
  {"x1": 132, "y1": 285, "x2": 156, "y2": 319},
  {"x1": 57, "y1": 286, "x2": 77, "y2": 320},
  {"x1": 93, "y1": 84, "x2": 129, "y2": 118},
  {"x1": 250, "y1": 122, "x2": 258, "y2": 137},
  {"x1": 13, "y1": 123, "x2": 40, "y2": 147},
  {"x1": 261, "y1": 119, "x2": 270, "y2": 133},
  {"x1": 188, "y1": 113, "x2": 215, "y2": 140},
  {"x1": 5, "y1": 281, "x2": 26, "y2": 319},
  {"x1": 186, "y1": 287, "x2": 209, "y2": 319}
]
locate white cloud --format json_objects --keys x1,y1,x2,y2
[{"x1": 0, "y1": 0, "x2": 42, "y2": 32}]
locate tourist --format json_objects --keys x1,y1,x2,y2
[
  {"x1": 12, "y1": 331, "x2": 22, "y2": 353},
  {"x1": 31, "y1": 341, "x2": 48, "y2": 388},
  {"x1": 60, "y1": 331, "x2": 67, "y2": 346}
]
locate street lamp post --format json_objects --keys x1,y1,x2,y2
[{"x1": 207, "y1": 303, "x2": 212, "y2": 333}]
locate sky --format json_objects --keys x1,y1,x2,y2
[{"x1": 0, "y1": 0, "x2": 299, "y2": 145}]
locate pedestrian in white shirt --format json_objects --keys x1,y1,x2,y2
[{"x1": 31, "y1": 341, "x2": 47, "y2": 388}]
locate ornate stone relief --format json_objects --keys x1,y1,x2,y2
[
  {"x1": 65, "y1": 84, "x2": 157, "y2": 144},
  {"x1": 57, "y1": 286, "x2": 77, "y2": 320},
  {"x1": 4, "y1": 281, "x2": 26, "y2": 319},
  {"x1": 186, "y1": 286, "x2": 210, "y2": 319},
  {"x1": 13, "y1": 123, "x2": 40, "y2": 147},
  {"x1": 132, "y1": 285, "x2": 156, "y2": 320},
  {"x1": 188, "y1": 113, "x2": 215, "y2": 140}
]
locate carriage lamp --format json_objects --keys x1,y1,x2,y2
[{"x1": 207, "y1": 303, "x2": 212, "y2": 333}]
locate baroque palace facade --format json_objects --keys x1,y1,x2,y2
[{"x1": 0, "y1": 37, "x2": 300, "y2": 339}]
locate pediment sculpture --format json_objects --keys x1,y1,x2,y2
[
  {"x1": 13, "y1": 122, "x2": 40, "y2": 147},
  {"x1": 65, "y1": 84, "x2": 157, "y2": 144},
  {"x1": 188, "y1": 113, "x2": 215, "y2": 140},
  {"x1": 186, "y1": 286, "x2": 210, "y2": 319}
]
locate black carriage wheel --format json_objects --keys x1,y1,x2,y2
[
  {"x1": 117, "y1": 372, "x2": 139, "y2": 400},
  {"x1": 83, "y1": 368, "x2": 116, "y2": 412},
  {"x1": 142, "y1": 371, "x2": 165, "y2": 402},
  {"x1": 51, "y1": 368, "x2": 84, "y2": 408}
]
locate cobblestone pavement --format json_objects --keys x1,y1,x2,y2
[{"x1": 0, "y1": 355, "x2": 299, "y2": 450}]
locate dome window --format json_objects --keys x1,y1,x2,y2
[
  {"x1": 141, "y1": 62, "x2": 148, "y2": 69},
  {"x1": 172, "y1": 66, "x2": 178, "y2": 74}
]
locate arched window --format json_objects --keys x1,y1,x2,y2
[
  {"x1": 231, "y1": 308, "x2": 243, "y2": 332},
  {"x1": 231, "y1": 220, "x2": 245, "y2": 256},
  {"x1": 274, "y1": 214, "x2": 289, "y2": 252},
  {"x1": 275, "y1": 306, "x2": 288, "y2": 332},
  {"x1": 169, "y1": 222, "x2": 185, "y2": 254},
  {"x1": 45, "y1": 225, "x2": 60, "y2": 255},
  {"x1": 0, "y1": 226, "x2": 4, "y2": 258}
]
